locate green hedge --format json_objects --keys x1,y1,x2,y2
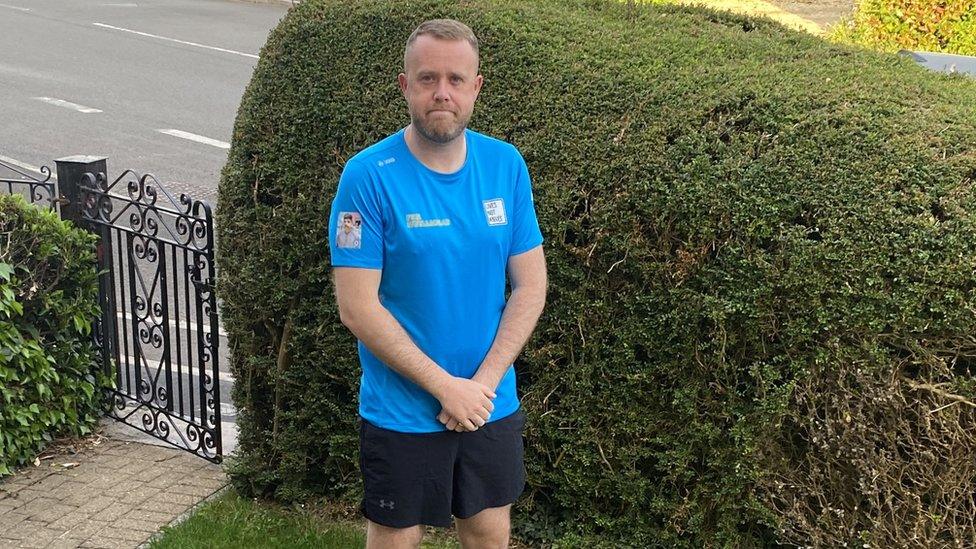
[
  {"x1": 831, "y1": 0, "x2": 976, "y2": 55},
  {"x1": 216, "y1": 0, "x2": 976, "y2": 545},
  {"x1": 0, "y1": 194, "x2": 110, "y2": 476}
]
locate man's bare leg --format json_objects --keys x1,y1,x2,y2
[
  {"x1": 366, "y1": 520, "x2": 424, "y2": 549},
  {"x1": 455, "y1": 504, "x2": 511, "y2": 549}
]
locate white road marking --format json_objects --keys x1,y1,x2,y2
[
  {"x1": 116, "y1": 353, "x2": 236, "y2": 383},
  {"x1": 0, "y1": 155, "x2": 57, "y2": 180},
  {"x1": 101, "y1": 3, "x2": 138, "y2": 6},
  {"x1": 115, "y1": 311, "x2": 228, "y2": 338},
  {"x1": 93, "y1": 23, "x2": 259, "y2": 59},
  {"x1": 33, "y1": 96, "x2": 103, "y2": 114},
  {"x1": 0, "y1": 62, "x2": 62, "y2": 82},
  {"x1": 0, "y1": 4, "x2": 30, "y2": 12},
  {"x1": 158, "y1": 129, "x2": 230, "y2": 150}
]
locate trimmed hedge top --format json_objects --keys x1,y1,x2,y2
[{"x1": 217, "y1": 0, "x2": 976, "y2": 546}]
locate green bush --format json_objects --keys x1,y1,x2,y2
[
  {"x1": 831, "y1": 0, "x2": 976, "y2": 55},
  {"x1": 0, "y1": 194, "x2": 109, "y2": 476},
  {"x1": 216, "y1": 0, "x2": 976, "y2": 545}
]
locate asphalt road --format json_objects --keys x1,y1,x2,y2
[
  {"x1": 0, "y1": 0, "x2": 289, "y2": 206},
  {"x1": 1, "y1": 0, "x2": 291, "y2": 456}
]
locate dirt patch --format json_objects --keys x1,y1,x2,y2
[
  {"x1": 679, "y1": 0, "x2": 857, "y2": 34},
  {"x1": 765, "y1": 0, "x2": 856, "y2": 30}
]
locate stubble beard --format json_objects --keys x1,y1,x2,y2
[{"x1": 411, "y1": 109, "x2": 469, "y2": 144}]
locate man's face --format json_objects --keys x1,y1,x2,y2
[
  {"x1": 398, "y1": 35, "x2": 483, "y2": 144},
  {"x1": 343, "y1": 217, "x2": 353, "y2": 232}
]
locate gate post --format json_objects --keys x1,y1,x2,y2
[
  {"x1": 54, "y1": 156, "x2": 107, "y2": 224},
  {"x1": 54, "y1": 156, "x2": 117, "y2": 398}
]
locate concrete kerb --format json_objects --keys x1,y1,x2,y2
[{"x1": 231, "y1": 0, "x2": 299, "y2": 7}]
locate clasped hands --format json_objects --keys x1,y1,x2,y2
[{"x1": 435, "y1": 376, "x2": 495, "y2": 432}]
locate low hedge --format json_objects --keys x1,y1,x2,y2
[
  {"x1": 216, "y1": 0, "x2": 976, "y2": 545},
  {"x1": 0, "y1": 194, "x2": 109, "y2": 476},
  {"x1": 831, "y1": 0, "x2": 976, "y2": 55}
]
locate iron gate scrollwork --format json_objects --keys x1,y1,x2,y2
[
  {"x1": 78, "y1": 169, "x2": 222, "y2": 462},
  {"x1": 0, "y1": 158, "x2": 57, "y2": 209}
]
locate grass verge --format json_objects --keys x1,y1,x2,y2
[{"x1": 147, "y1": 489, "x2": 460, "y2": 549}]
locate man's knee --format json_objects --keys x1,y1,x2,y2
[
  {"x1": 457, "y1": 524, "x2": 510, "y2": 549},
  {"x1": 366, "y1": 520, "x2": 424, "y2": 549},
  {"x1": 456, "y1": 506, "x2": 511, "y2": 549}
]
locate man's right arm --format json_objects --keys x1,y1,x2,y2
[{"x1": 333, "y1": 267, "x2": 495, "y2": 430}]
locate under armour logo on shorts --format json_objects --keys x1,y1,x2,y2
[{"x1": 378, "y1": 499, "x2": 395, "y2": 510}]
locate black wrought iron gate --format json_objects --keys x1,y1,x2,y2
[
  {"x1": 0, "y1": 160, "x2": 56, "y2": 208},
  {"x1": 58, "y1": 157, "x2": 223, "y2": 463}
]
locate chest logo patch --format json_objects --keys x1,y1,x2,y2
[
  {"x1": 406, "y1": 213, "x2": 451, "y2": 228},
  {"x1": 483, "y1": 198, "x2": 507, "y2": 226}
]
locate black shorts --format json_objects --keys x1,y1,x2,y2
[{"x1": 359, "y1": 408, "x2": 527, "y2": 528}]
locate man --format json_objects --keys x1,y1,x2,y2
[
  {"x1": 336, "y1": 212, "x2": 362, "y2": 249},
  {"x1": 328, "y1": 18, "x2": 547, "y2": 549}
]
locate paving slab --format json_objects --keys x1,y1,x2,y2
[{"x1": 0, "y1": 426, "x2": 229, "y2": 549}]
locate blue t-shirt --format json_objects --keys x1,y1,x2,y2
[{"x1": 328, "y1": 128, "x2": 543, "y2": 433}]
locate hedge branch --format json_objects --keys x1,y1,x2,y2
[
  {"x1": 903, "y1": 378, "x2": 976, "y2": 409},
  {"x1": 271, "y1": 303, "x2": 296, "y2": 443}
]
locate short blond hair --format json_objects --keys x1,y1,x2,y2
[{"x1": 404, "y1": 19, "x2": 479, "y2": 70}]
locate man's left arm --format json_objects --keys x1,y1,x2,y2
[{"x1": 438, "y1": 245, "x2": 547, "y2": 429}]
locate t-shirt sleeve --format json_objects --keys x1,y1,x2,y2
[
  {"x1": 509, "y1": 153, "x2": 544, "y2": 256},
  {"x1": 328, "y1": 159, "x2": 384, "y2": 270}
]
